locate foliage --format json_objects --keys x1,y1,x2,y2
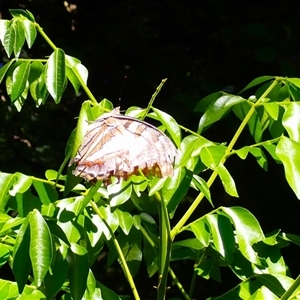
[{"x1": 0, "y1": 9, "x2": 300, "y2": 300}]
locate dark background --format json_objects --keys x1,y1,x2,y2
[{"x1": 1, "y1": 1, "x2": 300, "y2": 299}]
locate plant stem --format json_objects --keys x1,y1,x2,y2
[
  {"x1": 89, "y1": 200, "x2": 141, "y2": 300},
  {"x1": 171, "y1": 78, "x2": 279, "y2": 239},
  {"x1": 280, "y1": 274, "x2": 300, "y2": 300},
  {"x1": 142, "y1": 78, "x2": 167, "y2": 120},
  {"x1": 169, "y1": 267, "x2": 191, "y2": 300},
  {"x1": 155, "y1": 191, "x2": 171, "y2": 300}
]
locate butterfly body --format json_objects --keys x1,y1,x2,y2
[{"x1": 72, "y1": 109, "x2": 178, "y2": 182}]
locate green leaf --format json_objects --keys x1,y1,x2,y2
[
  {"x1": 194, "y1": 91, "x2": 223, "y2": 112},
  {"x1": 44, "y1": 242, "x2": 69, "y2": 300},
  {"x1": 32, "y1": 180, "x2": 58, "y2": 204},
  {"x1": 12, "y1": 215, "x2": 31, "y2": 293},
  {"x1": 116, "y1": 228, "x2": 142, "y2": 277},
  {"x1": 9, "y1": 172, "x2": 32, "y2": 196},
  {"x1": 29, "y1": 209, "x2": 53, "y2": 287},
  {"x1": 28, "y1": 62, "x2": 47, "y2": 105},
  {"x1": 13, "y1": 19, "x2": 26, "y2": 57},
  {"x1": 9, "y1": 9, "x2": 33, "y2": 19},
  {"x1": 0, "y1": 20, "x2": 9, "y2": 44},
  {"x1": 98, "y1": 206, "x2": 119, "y2": 239},
  {"x1": 233, "y1": 102, "x2": 263, "y2": 143},
  {"x1": 164, "y1": 167, "x2": 193, "y2": 216},
  {"x1": 0, "y1": 172, "x2": 16, "y2": 213},
  {"x1": 3, "y1": 24, "x2": 15, "y2": 57},
  {"x1": 239, "y1": 76, "x2": 275, "y2": 93},
  {"x1": 249, "y1": 147, "x2": 268, "y2": 171},
  {"x1": 221, "y1": 206, "x2": 264, "y2": 265},
  {"x1": 189, "y1": 218, "x2": 210, "y2": 247},
  {"x1": 200, "y1": 145, "x2": 227, "y2": 170},
  {"x1": 151, "y1": 107, "x2": 181, "y2": 148},
  {"x1": 148, "y1": 177, "x2": 168, "y2": 196},
  {"x1": 46, "y1": 48, "x2": 66, "y2": 103},
  {"x1": 207, "y1": 214, "x2": 235, "y2": 262},
  {"x1": 276, "y1": 136, "x2": 300, "y2": 199},
  {"x1": 108, "y1": 180, "x2": 132, "y2": 207},
  {"x1": 97, "y1": 282, "x2": 123, "y2": 300},
  {"x1": 115, "y1": 209, "x2": 133, "y2": 235},
  {"x1": 197, "y1": 94, "x2": 246, "y2": 133},
  {"x1": 22, "y1": 19, "x2": 36, "y2": 48},
  {"x1": 83, "y1": 270, "x2": 102, "y2": 300},
  {"x1": 179, "y1": 135, "x2": 214, "y2": 169},
  {"x1": 10, "y1": 61, "x2": 31, "y2": 101},
  {"x1": 234, "y1": 146, "x2": 249, "y2": 159},
  {"x1": 191, "y1": 174, "x2": 212, "y2": 204},
  {"x1": 0, "y1": 279, "x2": 19, "y2": 299},
  {"x1": 67, "y1": 243, "x2": 89, "y2": 300},
  {"x1": 217, "y1": 163, "x2": 238, "y2": 197},
  {"x1": 263, "y1": 102, "x2": 279, "y2": 120},
  {"x1": 0, "y1": 60, "x2": 13, "y2": 85},
  {"x1": 282, "y1": 103, "x2": 300, "y2": 142},
  {"x1": 262, "y1": 143, "x2": 280, "y2": 163}
]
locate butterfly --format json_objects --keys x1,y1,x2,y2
[{"x1": 71, "y1": 107, "x2": 178, "y2": 182}]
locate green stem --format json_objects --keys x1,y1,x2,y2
[
  {"x1": 171, "y1": 78, "x2": 280, "y2": 240},
  {"x1": 155, "y1": 191, "x2": 171, "y2": 300},
  {"x1": 89, "y1": 200, "x2": 141, "y2": 300},
  {"x1": 141, "y1": 78, "x2": 167, "y2": 120},
  {"x1": 169, "y1": 267, "x2": 191, "y2": 300},
  {"x1": 280, "y1": 274, "x2": 300, "y2": 300}
]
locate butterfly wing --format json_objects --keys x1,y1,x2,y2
[{"x1": 72, "y1": 112, "x2": 178, "y2": 181}]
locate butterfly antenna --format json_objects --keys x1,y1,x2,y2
[{"x1": 118, "y1": 75, "x2": 127, "y2": 109}]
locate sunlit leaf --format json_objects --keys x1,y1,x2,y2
[
  {"x1": 221, "y1": 206, "x2": 264, "y2": 265},
  {"x1": 276, "y1": 136, "x2": 300, "y2": 199},
  {"x1": 46, "y1": 48, "x2": 66, "y2": 103},
  {"x1": 29, "y1": 209, "x2": 53, "y2": 287}
]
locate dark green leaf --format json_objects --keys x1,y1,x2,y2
[
  {"x1": 32, "y1": 180, "x2": 58, "y2": 204},
  {"x1": 12, "y1": 215, "x2": 31, "y2": 293},
  {"x1": 194, "y1": 91, "x2": 223, "y2": 112},
  {"x1": 44, "y1": 241, "x2": 68, "y2": 299},
  {"x1": 249, "y1": 147, "x2": 268, "y2": 171},
  {"x1": 239, "y1": 76, "x2": 275, "y2": 93},
  {"x1": 67, "y1": 243, "x2": 89, "y2": 300}
]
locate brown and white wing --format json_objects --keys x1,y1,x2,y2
[{"x1": 73, "y1": 113, "x2": 177, "y2": 181}]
